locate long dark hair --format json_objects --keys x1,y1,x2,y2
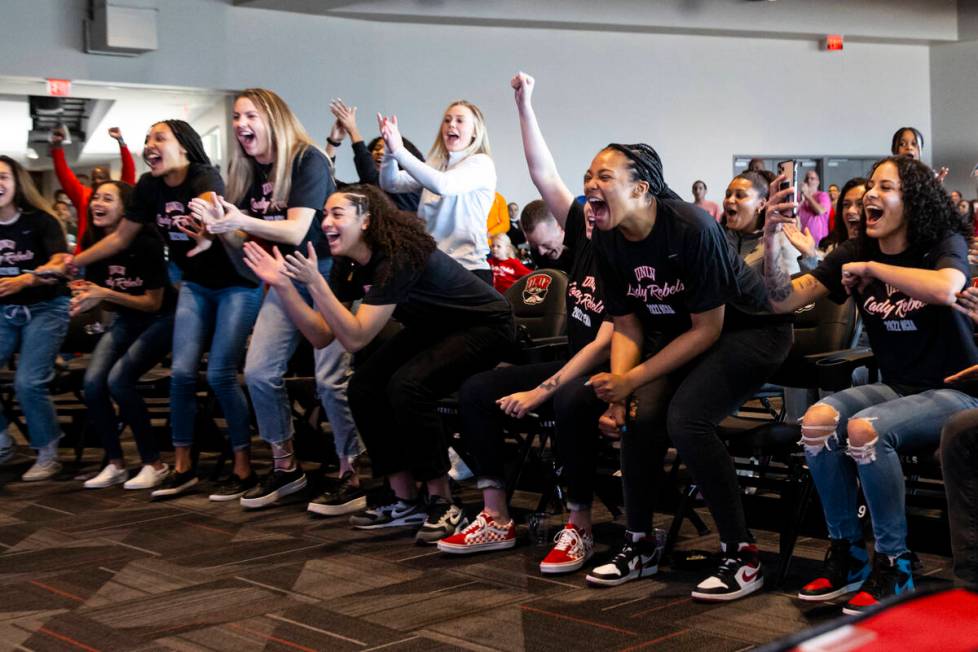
[
  {"x1": 604, "y1": 143, "x2": 682, "y2": 201},
  {"x1": 0, "y1": 155, "x2": 55, "y2": 218},
  {"x1": 336, "y1": 184, "x2": 435, "y2": 285},
  {"x1": 80, "y1": 181, "x2": 134, "y2": 250},
  {"x1": 154, "y1": 120, "x2": 212, "y2": 166},
  {"x1": 857, "y1": 157, "x2": 967, "y2": 256},
  {"x1": 822, "y1": 176, "x2": 868, "y2": 248},
  {"x1": 728, "y1": 171, "x2": 770, "y2": 232}
]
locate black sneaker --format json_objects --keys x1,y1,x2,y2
[
  {"x1": 842, "y1": 552, "x2": 914, "y2": 616},
  {"x1": 307, "y1": 472, "x2": 367, "y2": 517},
  {"x1": 415, "y1": 496, "x2": 468, "y2": 545},
  {"x1": 208, "y1": 472, "x2": 259, "y2": 502},
  {"x1": 798, "y1": 538, "x2": 870, "y2": 602},
  {"x1": 691, "y1": 543, "x2": 764, "y2": 602},
  {"x1": 150, "y1": 469, "x2": 198, "y2": 500},
  {"x1": 586, "y1": 533, "x2": 663, "y2": 587},
  {"x1": 349, "y1": 494, "x2": 426, "y2": 529},
  {"x1": 239, "y1": 467, "x2": 307, "y2": 509}
]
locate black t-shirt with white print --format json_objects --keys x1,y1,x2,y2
[
  {"x1": 84, "y1": 228, "x2": 176, "y2": 316},
  {"x1": 127, "y1": 164, "x2": 255, "y2": 289},
  {"x1": 592, "y1": 199, "x2": 770, "y2": 355},
  {"x1": 563, "y1": 201, "x2": 607, "y2": 355},
  {"x1": 330, "y1": 248, "x2": 512, "y2": 331},
  {"x1": 811, "y1": 234, "x2": 978, "y2": 394},
  {"x1": 241, "y1": 148, "x2": 334, "y2": 259},
  {"x1": 0, "y1": 209, "x2": 68, "y2": 305}
]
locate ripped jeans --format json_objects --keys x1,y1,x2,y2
[{"x1": 802, "y1": 383, "x2": 978, "y2": 556}]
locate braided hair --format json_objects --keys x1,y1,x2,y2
[
  {"x1": 157, "y1": 120, "x2": 212, "y2": 167},
  {"x1": 604, "y1": 143, "x2": 682, "y2": 201}
]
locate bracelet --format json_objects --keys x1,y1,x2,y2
[{"x1": 326, "y1": 137, "x2": 343, "y2": 147}]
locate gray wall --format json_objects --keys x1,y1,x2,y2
[
  {"x1": 2, "y1": 0, "x2": 935, "y2": 206},
  {"x1": 931, "y1": 37, "x2": 978, "y2": 198}
]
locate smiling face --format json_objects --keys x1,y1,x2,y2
[
  {"x1": 958, "y1": 200, "x2": 972, "y2": 217},
  {"x1": 722, "y1": 177, "x2": 764, "y2": 233},
  {"x1": 583, "y1": 148, "x2": 645, "y2": 232},
  {"x1": 90, "y1": 183, "x2": 125, "y2": 231},
  {"x1": 862, "y1": 161, "x2": 907, "y2": 247},
  {"x1": 233, "y1": 97, "x2": 272, "y2": 164},
  {"x1": 0, "y1": 161, "x2": 15, "y2": 217},
  {"x1": 524, "y1": 219, "x2": 565, "y2": 260},
  {"x1": 895, "y1": 129, "x2": 920, "y2": 159},
  {"x1": 322, "y1": 193, "x2": 369, "y2": 258},
  {"x1": 142, "y1": 123, "x2": 188, "y2": 178},
  {"x1": 950, "y1": 190, "x2": 962, "y2": 205},
  {"x1": 840, "y1": 184, "x2": 866, "y2": 240},
  {"x1": 441, "y1": 104, "x2": 477, "y2": 153},
  {"x1": 804, "y1": 170, "x2": 820, "y2": 190},
  {"x1": 370, "y1": 139, "x2": 385, "y2": 169}
]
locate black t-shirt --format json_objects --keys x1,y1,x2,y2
[
  {"x1": 0, "y1": 210, "x2": 68, "y2": 305},
  {"x1": 593, "y1": 199, "x2": 770, "y2": 355},
  {"x1": 531, "y1": 245, "x2": 573, "y2": 274},
  {"x1": 127, "y1": 164, "x2": 254, "y2": 288},
  {"x1": 84, "y1": 228, "x2": 176, "y2": 316},
  {"x1": 564, "y1": 202, "x2": 607, "y2": 355},
  {"x1": 242, "y1": 148, "x2": 333, "y2": 259},
  {"x1": 811, "y1": 235, "x2": 978, "y2": 393},
  {"x1": 330, "y1": 248, "x2": 512, "y2": 330}
]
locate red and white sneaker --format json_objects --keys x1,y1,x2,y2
[
  {"x1": 437, "y1": 511, "x2": 516, "y2": 554},
  {"x1": 539, "y1": 524, "x2": 594, "y2": 574}
]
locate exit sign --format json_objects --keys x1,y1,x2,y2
[
  {"x1": 46, "y1": 79, "x2": 72, "y2": 96},
  {"x1": 823, "y1": 34, "x2": 844, "y2": 51}
]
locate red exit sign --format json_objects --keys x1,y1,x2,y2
[
  {"x1": 46, "y1": 79, "x2": 72, "y2": 96},
  {"x1": 823, "y1": 34, "x2": 844, "y2": 51}
]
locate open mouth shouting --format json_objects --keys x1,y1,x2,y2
[
  {"x1": 864, "y1": 204, "x2": 885, "y2": 230},
  {"x1": 236, "y1": 128, "x2": 257, "y2": 152},
  {"x1": 143, "y1": 149, "x2": 163, "y2": 172},
  {"x1": 586, "y1": 195, "x2": 610, "y2": 230}
]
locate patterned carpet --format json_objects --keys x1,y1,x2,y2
[{"x1": 0, "y1": 441, "x2": 956, "y2": 652}]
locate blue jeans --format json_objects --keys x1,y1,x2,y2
[
  {"x1": 0, "y1": 297, "x2": 70, "y2": 449},
  {"x1": 807, "y1": 384, "x2": 978, "y2": 556},
  {"x1": 170, "y1": 282, "x2": 263, "y2": 451},
  {"x1": 244, "y1": 266, "x2": 362, "y2": 460},
  {"x1": 83, "y1": 310, "x2": 174, "y2": 463}
]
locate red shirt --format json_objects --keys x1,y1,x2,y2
[{"x1": 488, "y1": 255, "x2": 531, "y2": 294}]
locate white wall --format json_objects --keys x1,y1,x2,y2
[
  {"x1": 2, "y1": 0, "x2": 933, "y2": 206},
  {"x1": 931, "y1": 38, "x2": 978, "y2": 199}
]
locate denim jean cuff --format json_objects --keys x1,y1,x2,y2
[{"x1": 476, "y1": 476, "x2": 505, "y2": 490}]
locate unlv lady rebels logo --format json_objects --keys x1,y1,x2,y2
[{"x1": 522, "y1": 273, "x2": 553, "y2": 305}]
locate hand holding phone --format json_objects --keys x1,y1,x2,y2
[{"x1": 777, "y1": 160, "x2": 799, "y2": 217}]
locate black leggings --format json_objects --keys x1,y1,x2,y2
[
  {"x1": 348, "y1": 320, "x2": 514, "y2": 482},
  {"x1": 624, "y1": 322, "x2": 792, "y2": 543},
  {"x1": 941, "y1": 408, "x2": 978, "y2": 586}
]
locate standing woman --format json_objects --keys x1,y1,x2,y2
[
  {"x1": 377, "y1": 101, "x2": 496, "y2": 284},
  {"x1": 66, "y1": 120, "x2": 263, "y2": 498},
  {"x1": 241, "y1": 185, "x2": 514, "y2": 543},
  {"x1": 72, "y1": 181, "x2": 175, "y2": 490},
  {"x1": 892, "y1": 126, "x2": 949, "y2": 181},
  {"x1": 190, "y1": 88, "x2": 362, "y2": 511},
  {"x1": 0, "y1": 156, "x2": 70, "y2": 480},
  {"x1": 584, "y1": 144, "x2": 791, "y2": 598}
]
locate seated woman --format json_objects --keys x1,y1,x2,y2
[
  {"x1": 240, "y1": 185, "x2": 514, "y2": 544},
  {"x1": 0, "y1": 156, "x2": 70, "y2": 481},
  {"x1": 762, "y1": 155, "x2": 978, "y2": 614},
  {"x1": 436, "y1": 72, "x2": 613, "y2": 574},
  {"x1": 73, "y1": 180, "x2": 175, "y2": 490},
  {"x1": 585, "y1": 143, "x2": 792, "y2": 598}
]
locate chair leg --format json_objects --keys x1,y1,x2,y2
[
  {"x1": 665, "y1": 482, "x2": 701, "y2": 559},
  {"x1": 776, "y1": 469, "x2": 815, "y2": 587}
]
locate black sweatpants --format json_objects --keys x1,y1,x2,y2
[
  {"x1": 348, "y1": 320, "x2": 514, "y2": 482},
  {"x1": 941, "y1": 408, "x2": 978, "y2": 586}
]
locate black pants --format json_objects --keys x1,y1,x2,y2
[
  {"x1": 941, "y1": 408, "x2": 978, "y2": 586},
  {"x1": 620, "y1": 322, "x2": 792, "y2": 542},
  {"x1": 471, "y1": 269, "x2": 494, "y2": 286},
  {"x1": 348, "y1": 320, "x2": 514, "y2": 482}
]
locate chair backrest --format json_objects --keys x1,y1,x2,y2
[
  {"x1": 791, "y1": 296, "x2": 861, "y2": 356},
  {"x1": 504, "y1": 269, "x2": 569, "y2": 341}
]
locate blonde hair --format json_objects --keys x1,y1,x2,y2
[
  {"x1": 226, "y1": 88, "x2": 320, "y2": 209},
  {"x1": 491, "y1": 233, "x2": 516, "y2": 259},
  {"x1": 426, "y1": 100, "x2": 491, "y2": 171}
]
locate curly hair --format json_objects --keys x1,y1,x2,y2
[
  {"x1": 337, "y1": 184, "x2": 435, "y2": 285},
  {"x1": 858, "y1": 156, "x2": 969, "y2": 256}
]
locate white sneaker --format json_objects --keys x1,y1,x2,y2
[
  {"x1": 84, "y1": 463, "x2": 128, "y2": 489},
  {"x1": 124, "y1": 463, "x2": 169, "y2": 490},
  {"x1": 22, "y1": 460, "x2": 62, "y2": 482}
]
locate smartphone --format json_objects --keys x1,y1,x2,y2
[{"x1": 776, "y1": 160, "x2": 798, "y2": 217}]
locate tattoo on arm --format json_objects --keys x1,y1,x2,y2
[
  {"x1": 538, "y1": 375, "x2": 560, "y2": 392},
  {"x1": 764, "y1": 244, "x2": 794, "y2": 303}
]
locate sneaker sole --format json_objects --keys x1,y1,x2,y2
[
  {"x1": 209, "y1": 490, "x2": 249, "y2": 502},
  {"x1": 798, "y1": 580, "x2": 865, "y2": 602},
  {"x1": 151, "y1": 477, "x2": 199, "y2": 499},
  {"x1": 240, "y1": 475, "x2": 307, "y2": 509},
  {"x1": 692, "y1": 577, "x2": 764, "y2": 602},
  {"x1": 124, "y1": 481, "x2": 163, "y2": 490},
  {"x1": 540, "y1": 551, "x2": 594, "y2": 574},
  {"x1": 84, "y1": 477, "x2": 127, "y2": 489},
  {"x1": 307, "y1": 495, "x2": 368, "y2": 517},
  {"x1": 841, "y1": 604, "x2": 872, "y2": 617},
  {"x1": 416, "y1": 521, "x2": 466, "y2": 545},
  {"x1": 586, "y1": 564, "x2": 659, "y2": 587},
  {"x1": 351, "y1": 514, "x2": 426, "y2": 530},
  {"x1": 437, "y1": 538, "x2": 516, "y2": 554}
]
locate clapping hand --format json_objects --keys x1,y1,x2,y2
[
  {"x1": 242, "y1": 241, "x2": 288, "y2": 287},
  {"x1": 174, "y1": 215, "x2": 213, "y2": 257},
  {"x1": 376, "y1": 113, "x2": 404, "y2": 156},
  {"x1": 282, "y1": 242, "x2": 321, "y2": 285}
]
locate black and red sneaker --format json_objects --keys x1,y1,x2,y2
[
  {"x1": 798, "y1": 538, "x2": 870, "y2": 602},
  {"x1": 691, "y1": 542, "x2": 764, "y2": 602},
  {"x1": 842, "y1": 552, "x2": 914, "y2": 616}
]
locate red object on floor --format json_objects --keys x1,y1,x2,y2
[{"x1": 789, "y1": 588, "x2": 978, "y2": 651}]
